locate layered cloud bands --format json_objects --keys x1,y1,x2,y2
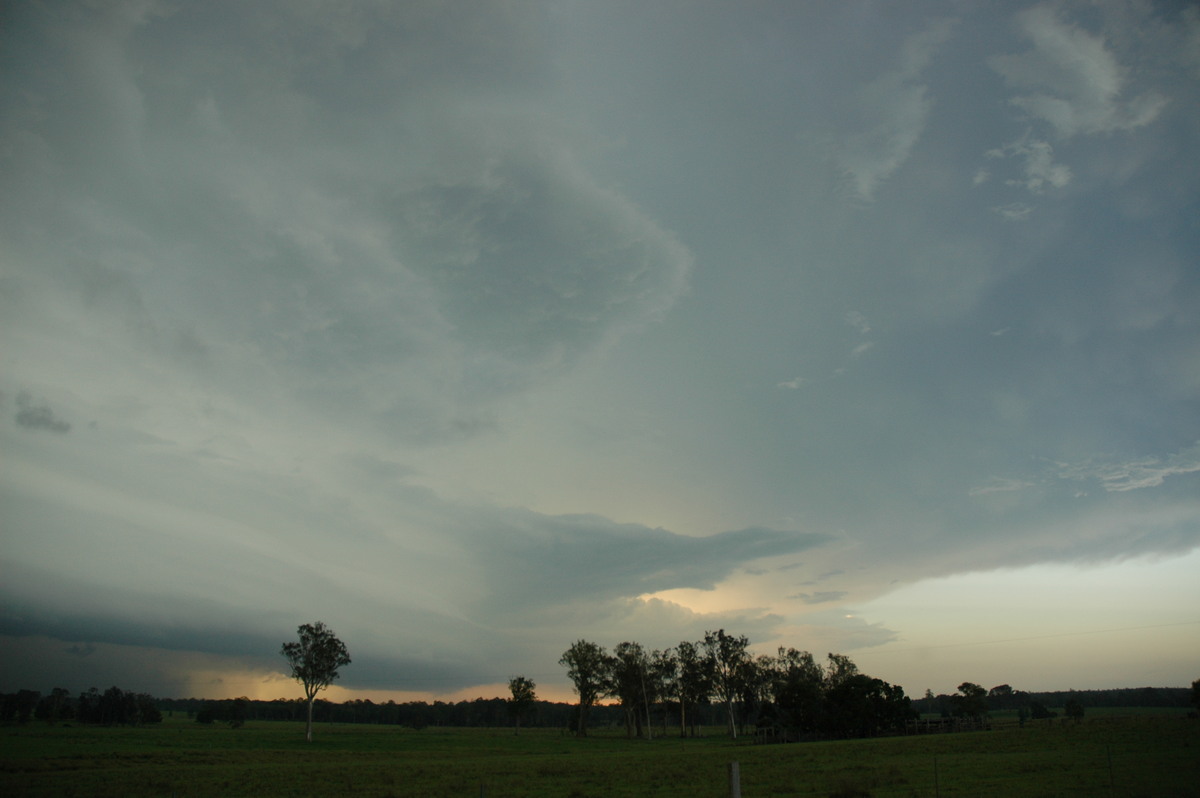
[
  {"x1": 2, "y1": 1, "x2": 1198, "y2": 698},
  {"x1": 0, "y1": 0, "x2": 699, "y2": 694},
  {"x1": 0, "y1": 1, "x2": 691, "y2": 445}
]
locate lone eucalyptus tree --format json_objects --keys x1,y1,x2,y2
[{"x1": 281, "y1": 621, "x2": 351, "y2": 742}]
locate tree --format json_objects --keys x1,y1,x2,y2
[
  {"x1": 1029, "y1": 701, "x2": 1056, "y2": 720},
  {"x1": 76, "y1": 688, "x2": 100, "y2": 724},
  {"x1": 704, "y1": 629, "x2": 750, "y2": 738},
  {"x1": 281, "y1": 621, "x2": 351, "y2": 742},
  {"x1": 773, "y1": 648, "x2": 825, "y2": 735},
  {"x1": 1064, "y1": 697, "x2": 1084, "y2": 723},
  {"x1": 738, "y1": 654, "x2": 774, "y2": 734},
  {"x1": 647, "y1": 648, "x2": 677, "y2": 736},
  {"x1": 1191, "y1": 679, "x2": 1199, "y2": 714},
  {"x1": 825, "y1": 674, "x2": 912, "y2": 738},
  {"x1": 34, "y1": 687, "x2": 73, "y2": 724},
  {"x1": 953, "y1": 682, "x2": 988, "y2": 719},
  {"x1": 559, "y1": 640, "x2": 609, "y2": 737},
  {"x1": 611, "y1": 641, "x2": 654, "y2": 738},
  {"x1": 672, "y1": 640, "x2": 713, "y2": 738},
  {"x1": 507, "y1": 676, "x2": 537, "y2": 735},
  {"x1": 988, "y1": 684, "x2": 1017, "y2": 711},
  {"x1": 825, "y1": 653, "x2": 860, "y2": 689}
]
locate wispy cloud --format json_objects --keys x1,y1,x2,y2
[
  {"x1": 839, "y1": 18, "x2": 956, "y2": 201},
  {"x1": 845, "y1": 311, "x2": 872, "y2": 336},
  {"x1": 992, "y1": 202, "x2": 1034, "y2": 221},
  {"x1": 789, "y1": 590, "x2": 848, "y2": 605},
  {"x1": 986, "y1": 135, "x2": 1072, "y2": 194},
  {"x1": 969, "y1": 477, "x2": 1036, "y2": 497},
  {"x1": 1055, "y1": 444, "x2": 1200, "y2": 493},
  {"x1": 990, "y1": 5, "x2": 1168, "y2": 139}
]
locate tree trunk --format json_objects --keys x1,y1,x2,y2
[
  {"x1": 639, "y1": 670, "x2": 652, "y2": 741},
  {"x1": 306, "y1": 696, "x2": 314, "y2": 742}
]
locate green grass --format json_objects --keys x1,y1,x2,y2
[{"x1": 2, "y1": 712, "x2": 1196, "y2": 797}]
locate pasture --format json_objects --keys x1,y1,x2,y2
[{"x1": 2, "y1": 711, "x2": 1196, "y2": 797}]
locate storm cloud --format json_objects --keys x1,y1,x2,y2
[{"x1": 2, "y1": 1, "x2": 1197, "y2": 699}]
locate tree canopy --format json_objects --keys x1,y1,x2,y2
[
  {"x1": 507, "y1": 675, "x2": 537, "y2": 734},
  {"x1": 281, "y1": 621, "x2": 351, "y2": 742},
  {"x1": 558, "y1": 640, "x2": 608, "y2": 737}
]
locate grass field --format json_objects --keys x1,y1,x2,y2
[{"x1": 2, "y1": 711, "x2": 1196, "y2": 797}]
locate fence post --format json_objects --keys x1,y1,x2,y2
[{"x1": 728, "y1": 761, "x2": 741, "y2": 798}]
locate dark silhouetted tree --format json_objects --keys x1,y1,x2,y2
[
  {"x1": 611, "y1": 641, "x2": 654, "y2": 738},
  {"x1": 507, "y1": 676, "x2": 536, "y2": 735},
  {"x1": 135, "y1": 694, "x2": 162, "y2": 725},
  {"x1": 772, "y1": 648, "x2": 825, "y2": 735},
  {"x1": 739, "y1": 654, "x2": 775, "y2": 734},
  {"x1": 559, "y1": 639, "x2": 609, "y2": 737},
  {"x1": 825, "y1": 653, "x2": 859, "y2": 690},
  {"x1": 34, "y1": 687, "x2": 72, "y2": 724},
  {"x1": 671, "y1": 640, "x2": 714, "y2": 737},
  {"x1": 1064, "y1": 697, "x2": 1084, "y2": 723},
  {"x1": 1029, "y1": 701, "x2": 1056, "y2": 720},
  {"x1": 704, "y1": 629, "x2": 750, "y2": 738},
  {"x1": 952, "y1": 681, "x2": 988, "y2": 719},
  {"x1": 281, "y1": 621, "x2": 351, "y2": 742},
  {"x1": 647, "y1": 648, "x2": 676, "y2": 736},
  {"x1": 3, "y1": 690, "x2": 40, "y2": 724},
  {"x1": 825, "y1": 674, "x2": 913, "y2": 738}
]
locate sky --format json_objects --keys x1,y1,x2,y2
[{"x1": 2, "y1": 0, "x2": 1198, "y2": 705}]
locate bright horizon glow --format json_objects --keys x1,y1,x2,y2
[{"x1": 852, "y1": 550, "x2": 1200, "y2": 696}]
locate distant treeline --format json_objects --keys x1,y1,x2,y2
[
  {"x1": 163, "y1": 696, "x2": 657, "y2": 730},
  {"x1": 2, "y1": 685, "x2": 1189, "y2": 730},
  {"x1": 0, "y1": 686, "x2": 162, "y2": 726},
  {"x1": 916, "y1": 685, "x2": 1193, "y2": 717},
  {"x1": 0, "y1": 688, "x2": 679, "y2": 730}
]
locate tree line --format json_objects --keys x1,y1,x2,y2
[
  {"x1": 5, "y1": 619, "x2": 1194, "y2": 743},
  {"x1": 0, "y1": 689, "x2": 657, "y2": 730},
  {"x1": 916, "y1": 683, "x2": 1196, "y2": 723},
  {"x1": 0, "y1": 686, "x2": 161, "y2": 726},
  {"x1": 558, "y1": 629, "x2": 915, "y2": 741},
  {"x1": 4, "y1": 682, "x2": 1192, "y2": 732}
]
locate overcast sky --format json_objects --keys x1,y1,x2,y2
[{"x1": 2, "y1": 0, "x2": 1198, "y2": 704}]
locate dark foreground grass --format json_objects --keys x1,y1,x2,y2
[{"x1": 2, "y1": 712, "x2": 1196, "y2": 797}]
